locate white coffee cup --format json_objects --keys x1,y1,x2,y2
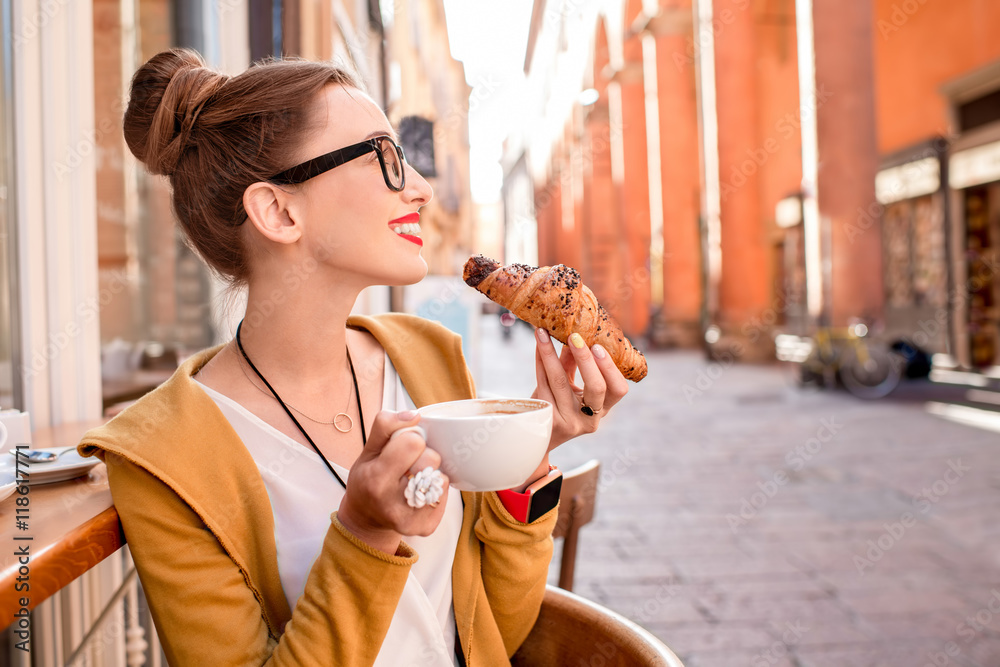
[
  {"x1": 0, "y1": 410, "x2": 31, "y2": 453},
  {"x1": 416, "y1": 398, "x2": 553, "y2": 492}
]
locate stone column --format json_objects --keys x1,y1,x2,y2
[
  {"x1": 534, "y1": 173, "x2": 559, "y2": 268},
  {"x1": 581, "y1": 23, "x2": 628, "y2": 326},
  {"x1": 650, "y1": 1, "x2": 703, "y2": 347},
  {"x1": 615, "y1": 38, "x2": 652, "y2": 339},
  {"x1": 812, "y1": 0, "x2": 883, "y2": 326},
  {"x1": 713, "y1": 0, "x2": 772, "y2": 358},
  {"x1": 561, "y1": 121, "x2": 585, "y2": 274},
  {"x1": 582, "y1": 96, "x2": 625, "y2": 322}
]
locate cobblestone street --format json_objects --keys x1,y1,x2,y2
[{"x1": 475, "y1": 316, "x2": 1000, "y2": 667}]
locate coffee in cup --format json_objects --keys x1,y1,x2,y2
[{"x1": 416, "y1": 398, "x2": 553, "y2": 491}]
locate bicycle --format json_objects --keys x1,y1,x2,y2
[{"x1": 775, "y1": 322, "x2": 905, "y2": 399}]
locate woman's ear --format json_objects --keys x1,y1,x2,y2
[{"x1": 243, "y1": 182, "x2": 302, "y2": 244}]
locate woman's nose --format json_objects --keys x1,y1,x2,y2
[{"x1": 403, "y1": 162, "x2": 434, "y2": 205}]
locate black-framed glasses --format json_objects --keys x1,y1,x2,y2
[{"x1": 269, "y1": 135, "x2": 406, "y2": 191}]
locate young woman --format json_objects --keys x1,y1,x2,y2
[{"x1": 80, "y1": 49, "x2": 629, "y2": 666}]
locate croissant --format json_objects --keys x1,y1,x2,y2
[{"x1": 463, "y1": 255, "x2": 647, "y2": 382}]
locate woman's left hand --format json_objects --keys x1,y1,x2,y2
[{"x1": 531, "y1": 327, "x2": 629, "y2": 452}]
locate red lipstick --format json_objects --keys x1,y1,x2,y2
[
  {"x1": 389, "y1": 212, "x2": 421, "y2": 226},
  {"x1": 389, "y1": 212, "x2": 423, "y2": 247}
]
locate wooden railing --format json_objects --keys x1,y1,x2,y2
[{"x1": 1, "y1": 422, "x2": 162, "y2": 666}]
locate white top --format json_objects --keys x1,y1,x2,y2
[{"x1": 195, "y1": 354, "x2": 463, "y2": 666}]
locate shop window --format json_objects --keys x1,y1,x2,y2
[
  {"x1": 250, "y1": 0, "x2": 282, "y2": 61},
  {"x1": 399, "y1": 115, "x2": 437, "y2": 177},
  {"x1": 882, "y1": 194, "x2": 948, "y2": 310},
  {"x1": 958, "y1": 88, "x2": 1000, "y2": 134},
  {"x1": 883, "y1": 203, "x2": 914, "y2": 307},
  {"x1": 776, "y1": 225, "x2": 807, "y2": 334},
  {"x1": 964, "y1": 187, "x2": 999, "y2": 368},
  {"x1": 94, "y1": 0, "x2": 216, "y2": 411}
]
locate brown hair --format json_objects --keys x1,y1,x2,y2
[{"x1": 123, "y1": 48, "x2": 360, "y2": 283}]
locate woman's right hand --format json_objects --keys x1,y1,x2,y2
[{"x1": 336, "y1": 410, "x2": 449, "y2": 554}]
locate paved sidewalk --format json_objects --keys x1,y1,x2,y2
[{"x1": 475, "y1": 316, "x2": 1000, "y2": 667}]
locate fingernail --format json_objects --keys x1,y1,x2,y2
[
  {"x1": 570, "y1": 333, "x2": 585, "y2": 349},
  {"x1": 592, "y1": 343, "x2": 607, "y2": 359},
  {"x1": 536, "y1": 328, "x2": 550, "y2": 343},
  {"x1": 397, "y1": 410, "x2": 417, "y2": 421}
]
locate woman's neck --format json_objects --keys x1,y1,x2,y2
[{"x1": 236, "y1": 283, "x2": 360, "y2": 391}]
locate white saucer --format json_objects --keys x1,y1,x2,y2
[{"x1": 1, "y1": 448, "x2": 100, "y2": 484}]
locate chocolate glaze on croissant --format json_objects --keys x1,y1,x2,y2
[{"x1": 463, "y1": 255, "x2": 647, "y2": 382}]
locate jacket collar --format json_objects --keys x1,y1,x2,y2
[{"x1": 80, "y1": 313, "x2": 476, "y2": 633}]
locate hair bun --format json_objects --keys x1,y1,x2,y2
[{"x1": 123, "y1": 48, "x2": 227, "y2": 176}]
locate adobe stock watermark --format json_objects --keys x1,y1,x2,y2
[
  {"x1": 673, "y1": 0, "x2": 752, "y2": 71},
  {"x1": 727, "y1": 417, "x2": 844, "y2": 533},
  {"x1": 719, "y1": 85, "x2": 834, "y2": 203},
  {"x1": 628, "y1": 582, "x2": 680, "y2": 625},
  {"x1": 53, "y1": 117, "x2": 119, "y2": 180},
  {"x1": 596, "y1": 266, "x2": 653, "y2": 320},
  {"x1": 217, "y1": 0, "x2": 246, "y2": 19},
  {"x1": 433, "y1": 74, "x2": 502, "y2": 146},
  {"x1": 595, "y1": 447, "x2": 639, "y2": 492},
  {"x1": 542, "y1": 0, "x2": 588, "y2": 30},
  {"x1": 916, "y1": 588, "x2": 1000, "y2": 667},
  {"x1": 23, "y1": 269, "x2": 132, "y2": 378},
  {"x1": 684, "y1": 284, "x2": 808, "y2": 403},
  {"x1": 241, "y1": 222, "x2": 372, "y2": 329},
  {"x1": 681, "y1": 329, "x2": 757, "y2": 401},
  {"x1": 435, "y1": 416, "x2": 503, "y2": 480},
  {"x1": 403, "y1": 636, "x2": 455, "y2": 667},
  {"x1": 877, "y1": 0, "x2": 931, "y2": 40},
  {"x1": 888, "y1": 249, "x2": 1000, "y2": 356},
  {"x1": 741, "y1": 284, "x2": 801, "y2": 345},
  {"x1": 533, "y1": 116, "x2": 625, "y2": 216},
  {"x1": 845, "y1": 131, "x2": 956, "y2": 244},
  {"x1": 680, "y1": 352, "x2": 737, "y2": 404},
  {"x1": 751, "y1": 619, "x2": 809, "y2": 667},
  {"x1": 12, "y1": 0, "x2": 71, "y2": 51},
  {"x1": 574, "y1": 638, "x2": 637, "y2": 667},
  {"x1": 853, "y1": 458, "x2": 970, "y2": 575}
]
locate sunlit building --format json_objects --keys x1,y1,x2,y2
[{"x1": 507, "y1": 0, "x2": 1000, "y2": 374}]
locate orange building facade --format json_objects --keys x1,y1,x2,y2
[
  {"x1": 871, "y1": 0, "x2": 1000, "y2": 369},
  {"x1": 509, "y1": 0, "x2": 1000, "y2": 371}
]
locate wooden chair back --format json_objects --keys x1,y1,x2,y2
[
  {"x1": 553, "y1": 459, "x2": 600, "y2": 591},
  {"x1": 512, "y1": 585, "x2": 685, "y2": 666}
]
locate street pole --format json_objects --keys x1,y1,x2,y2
[
  {"x1": 795, "y1": 0, "x2": 825, "y2": 327},
  {"x1": 693, "y1": 0, "x2": 722, "y2": 342}
]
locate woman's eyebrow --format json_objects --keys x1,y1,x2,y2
[{"x1": 364, "y1": 129, "x2": 399, "y2": 142}]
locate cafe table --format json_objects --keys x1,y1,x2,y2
[{"x1": 0, "y1": 420, "x2": 121, "y2": 618}]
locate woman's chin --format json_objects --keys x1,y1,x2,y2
[{"x1": 385, "y1": 257, "x2": 428, "y2": 286}]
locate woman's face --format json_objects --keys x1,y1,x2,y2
[{"x1": 289, "y1": 84, "x2": 434, "y2": 289}]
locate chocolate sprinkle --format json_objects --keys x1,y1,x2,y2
[{"x1": 463, "y1": 254, "x2": 500, "y2": 287}]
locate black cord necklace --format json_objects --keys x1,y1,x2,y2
[{"x1": 235, "y1": 320, "x2": 366, "y2": 489}]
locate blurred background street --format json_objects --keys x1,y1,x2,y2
[{"x1": 477, "y1": 313, "x2": 1000, "y2": 666}]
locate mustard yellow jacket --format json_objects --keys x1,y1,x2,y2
[{"x1": 79, "y1": 314, "x2": 556, "y2": 666}]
